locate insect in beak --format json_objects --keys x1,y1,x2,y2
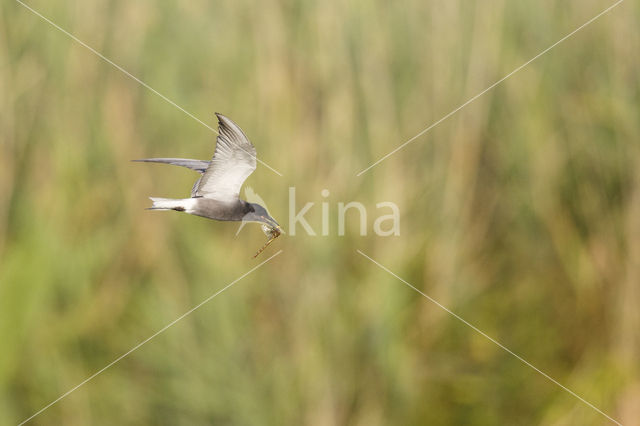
[{"x1": 253, "y1": 225, "x2": 282, "y2": 258}]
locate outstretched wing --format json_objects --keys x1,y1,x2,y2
[
  {"x1": 195, "y1": 113, "x2": 257, "y2": 201},
  {"x1": 132, "y1": 158, "x2": 210, "y2": 173}
]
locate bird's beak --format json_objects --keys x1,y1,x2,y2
[
  {"x1": 263, "y1": 216, "x2": 284, "y2": 234},
  {"x1": 268, "y1": 218, "x2": 282, "y2": 231}
]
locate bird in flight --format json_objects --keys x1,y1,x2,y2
[{"x1": 135, "y1": 113, "x2": 282, "y2": 257}]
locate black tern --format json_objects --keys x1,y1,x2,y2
[{"x1": 135, "y1": 113, "x2": 282, "y2": 257}]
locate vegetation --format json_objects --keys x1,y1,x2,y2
[{"x1": 1, "y1": 0, "x2": 638, "y2": 424}]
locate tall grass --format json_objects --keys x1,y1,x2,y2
[{"x1": 1, "y1": 0, "x2": 639, "y2": 424}]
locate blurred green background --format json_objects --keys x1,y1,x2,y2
[{"x1": 1, "y1": 0, "x2": 639, "y2": 424}]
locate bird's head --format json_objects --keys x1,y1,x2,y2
[
  {"x1": 244, "y1": 203, "x2": 281, "y2": 234},
  {"x1": 244, "y1": 203, "x2": 283, "y2": 258}
]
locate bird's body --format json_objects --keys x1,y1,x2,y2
[
  {"x1": 135, "y1": 113, "x2": 281, "y2": 255},
  {"x1": 147, "y1": 196, "x2": 253, "y2": 221}
]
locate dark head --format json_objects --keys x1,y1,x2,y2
[{"x1": 244, "y1": 203, "x2": 280, "y2": 230}]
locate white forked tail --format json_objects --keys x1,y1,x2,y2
[{"x1": 148, "y1": 197, "x2": 190, "y2": 211}]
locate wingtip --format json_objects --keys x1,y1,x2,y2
[{"x1": 215, "y1": 112, "x2": 232, "y2": 125}]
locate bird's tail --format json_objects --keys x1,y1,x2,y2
[{"x1": 148, "y1": 197, "x2": 188, "y2": 211}]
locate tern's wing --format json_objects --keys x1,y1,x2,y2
[
  {"x1": 132, "y1": 158, "x2": 210, "y2": 173},
  {"x1": 195, "y1": 113, "x2": 257, "y2": 202},
  {"x1": 190, "y1": 176, "x2": 203, "y2": 198}
]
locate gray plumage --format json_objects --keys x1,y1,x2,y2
[
  {"x1": 135, "y1": 113, "x2": 280, "y2": 231},
  {"x1": 132, "y1": 158, "x2": 208, "y2": 196},
  {"x1": 131, "y1": 158, "x2": 209, "y2": 172}
]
